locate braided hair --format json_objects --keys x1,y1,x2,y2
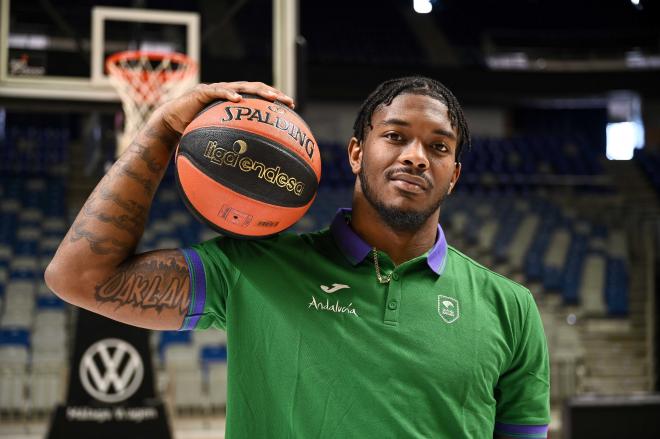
[{"x1": 352, "y1": 76, "x2": 471, "y2": 162}]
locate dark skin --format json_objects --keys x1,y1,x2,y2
[
  {"x1": 348, "y1": 93, "x2": 462, "y2": 265},
  {"x1": 46, "y1": 84, "x2": 530, "y2": 437}
]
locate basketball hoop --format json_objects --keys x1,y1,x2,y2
[{"x1": 106, "y1": 51, "x2": 198, "y2": 156}]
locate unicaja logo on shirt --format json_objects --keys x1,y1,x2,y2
[
  {"x1": 437, "y1": 295, "x2": 460, "y2": 324},
  {"x1": 204, "y1": 139, "x2": 305, "y2": 196}
]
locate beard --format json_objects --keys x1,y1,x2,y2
[{"x1": 358, "y1": 159, "x2": 446, "y2": 232}]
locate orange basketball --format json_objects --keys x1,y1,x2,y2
[{"x1": 175, "y1": 96, "x2": 321, "y2": 238}]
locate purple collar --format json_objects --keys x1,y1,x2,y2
[{"x1": 330, "y1": 208, "x2": 448, "y2": 275}]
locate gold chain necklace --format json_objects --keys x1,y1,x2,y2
[{"x1": 372, "y1": 247, "x2": 392, "y2": 284}]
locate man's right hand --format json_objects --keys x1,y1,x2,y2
[{"x1": 155, "y1": 81, "x2": 295, "y2": 138}]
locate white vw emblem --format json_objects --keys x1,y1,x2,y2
[
  {"x1": 79, "y1": 338, "x2": 144, "y2": 403},
  {"x1": 437, "y1": 295, "x2": 460, "y2": 324}
]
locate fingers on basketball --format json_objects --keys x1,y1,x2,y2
[{"x1": 217, "y1": 81, "x2": 295, "y2": 108}]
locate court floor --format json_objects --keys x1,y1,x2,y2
[
  {"x1": 0, "y1": 409, "x2": 563, "y2": 438},
  {"x1": 0, "y1": 415, "x2": 226, "y2": 439}
]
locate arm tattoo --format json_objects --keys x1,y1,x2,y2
[
  {"x1": 145, "y1": 124, "x2": 180, "y2": 154},
  {"x1": 82, "y1": 198, "x2": 143, "y2": 239},
  {"x1": 115, "y1": 161, "x2": 155, "y2": 197},
  {"x1": 69, "y1": 220, "x2": 134, "y2": 255},
  {"x1": 132, "y1": 141, "x2": 165, "y2": 174},
  {"x1": 97, "y1": 185, "x2": 148, "y2": 224},
  {"x1": 94, "y1": 253, "x2": 191, "y2": 316},
  {"x1": 69, "y1": 183, "x2": 147, "y2": 253}
]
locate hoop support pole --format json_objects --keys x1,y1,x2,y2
[{"x1": 273, "y1": 0, "x2": 298, "y2": 101}]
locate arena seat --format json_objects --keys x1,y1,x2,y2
[
  {"x1": 477, "y1": 219, "x2": 499, "y2": 253},
  {"x1": 463, "y1": 213, "x2": 485, "y2": 248},
  {"x1": 579, "y1": 253, "x2": 607, "y2": 315},
  {"x1": 0, "y1": 175, "x2": 71, "y2": 417},
  {"x1": 42, "y1": 218, "x2": 67, "y2": 236},
  {"x1": 524, "y1": 215, "x2": 555, "y2": 281},
  {"x1": 0, "y1": 328, "x2": 30, "y2": 365},
  {"x1": 0, "y1": 126, "x2": 69, "y2": 174},
  {"x1": 199, "y1": 228, "x2": 220, "y2": 243},
  {"x1": 152, "y1": 219, "x2": 177, "y2": 236},
  {"x1": 40, "y1": 236, "x2": 62, "y2": 256},
  {"x1": 562, "y1": 234, "x2": 588, "y2": 305},
  {"x1": 543, "y1": 228, "x2": 571, "y2": 291},
  {"x1": 446, "y1": 210, "x2": 468, "y2": 236},
  {"x1": 165, "y1": 345, "x2": 200, "y2": 374},
  {"x1": 493, "y1": 209, "x2": 523, "y2": 262},
  {"x1": 201, "y1": 345, "x2": 228, "y2": 409},
  {"x1": 172, "y1": 368, "x2": 206, "y2": 411},
  {"x1": 1, "y1": 278, "x2": 36, "y2": 328},
  {"x1": 507, "y1": 213, "x2": 540, "y2": 269},
  {"x1": 36, "y1": 280, "x2": 54, "y2": 298},
  {"x1": 160, "y1": 331, "x2": 202, "y2": 378},
  {"x1": 31, "y1": 302, "x2": 67, "y2": 358},
  {"x1": 159, "y1": 331, "x2": 192, "y2": 361},
  {"x1": 155, "y1": 237, "x2": 183, "y2": 249},
  {"x1": 29, "y1": 369, "x2": 64, "y2": 413},
  {"x1": 31, "y1": 350, "x2": 67, "y2": 372},
  {"x1": 551, "y1": 351, "x2": 581, "y2": 402},
  {"x1": 0, "y1": 328, "x2": 30, "y2": 412},
  {"x1": 607, "y1": 230, "x2": 629, "y2": 259},
  {"x1": 193, "y1": 329, "x2": 227, "y2": 349},
  {"x1": 605, "y1": 258, "x2": 629, "y2": 316},
  {"x1": 0, "y1": 369, "x2": 27, "y2": 414}
]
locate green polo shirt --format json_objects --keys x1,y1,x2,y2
[{"x1": 179, "y1": 208, "x2": 550, "y2": 439}]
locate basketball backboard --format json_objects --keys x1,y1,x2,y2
[{"x1": 0, "y1": 0, "x2": 199, "y2": 102}]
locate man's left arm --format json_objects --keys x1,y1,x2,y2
[{"x1": 493, "y1": 291, "x2": 551, "y2": 439}]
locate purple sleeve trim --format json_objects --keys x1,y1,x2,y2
[
  {"x1": 180, "y1": 248, "x2": 207, "y2": 331},
  {"x1": 494, "y1": 422, "x2": 548, "y2": 435}
]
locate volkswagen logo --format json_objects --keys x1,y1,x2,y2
[{"x1": 79, "y1": 338, "x2": 144, "y2": 403}]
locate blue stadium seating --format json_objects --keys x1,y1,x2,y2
[
  {"x1": 201, "y1": 345, "x2": 228, "y2": 365},
  {"x1": 0, "y1": 328, "x2": 30, "y2": 348},
  {"x1": 605, "y1": 258, "x2": 629, "y2": 316},
  {"x1": 36, "y1": 296, "x2": 65, "y2": 310},
  {"x1": 493, "y1": 208, "x2": 523, "y2": 262},
  {"x1": 561, "y1": 233, "x2": 588, "y2": 305},
  {"x1": 0, "y1": 123, "x2": 69, "y2": 175},
  {"x1": 159, "y1": 331, "x2": 192, "y2": 361}
]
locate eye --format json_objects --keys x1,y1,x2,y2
[
  {"x1": 384, "y1": 132, "x2": 404, "y2": 142},
  {"x1": 432, "y1": 143, "x2": 449, "y2": 153}
]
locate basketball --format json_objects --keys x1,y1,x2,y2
[{"x1": 175, "y1": 95, "x2": 322, "y2": 238}]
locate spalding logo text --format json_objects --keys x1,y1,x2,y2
[{"x1": 219, "y1": 105, "x2": 315, "y2": 160}]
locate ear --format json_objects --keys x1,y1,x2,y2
[
  {"x1": 447, "y1": 162, "x2": 462, "y2": 195},
  {"x1": 347, "y1": 137, "x2": 363, "y2": 175}
]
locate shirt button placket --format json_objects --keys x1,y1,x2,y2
[{"x1": 383, "y1": 271, "x2": 402, "y2": 326}]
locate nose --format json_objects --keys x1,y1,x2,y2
[{"x1": 399, "y1": 140, "x2": 429, "y2": 170}]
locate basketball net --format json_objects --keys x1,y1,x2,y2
[{"x1": 106, "y1": 51, "x2": 198, "y2": 157}]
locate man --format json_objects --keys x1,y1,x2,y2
[{"x1": 46, "y1": 77, "x2": 550, "y2": 438}]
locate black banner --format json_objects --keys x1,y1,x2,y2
[{"x1": 47, "y1": 309, "x2": 172, "y2": 439}]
